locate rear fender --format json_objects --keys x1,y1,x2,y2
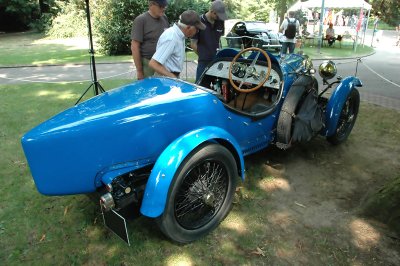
[
  {"x1": 140, "y1": 126, "x2": 245, "y2": 218},
  {"x1": 322, "y1": 76, "x2": 362, "y2": 136}
]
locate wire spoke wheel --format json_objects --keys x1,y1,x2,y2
[
  {"x1": 157, "y1": 143, "x2": 237, "y2": 243},
  {"x1": 174, "y1": 160, "x2": 228, "y2": 229},
  {"x1": 327, "y1": 89, "x2": 360, "y2": 145}
]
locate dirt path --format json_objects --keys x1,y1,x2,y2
[{"x1": 241, "y1": 103, "x2": 400, "y2": 265}]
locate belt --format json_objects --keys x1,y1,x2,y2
[{"x1": 171, "y1": 72, "x2": 180, "y2": 78}]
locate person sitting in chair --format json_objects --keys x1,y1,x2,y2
[{"x1": 326, "y1": 23, "x2": 336, "y2": 46}]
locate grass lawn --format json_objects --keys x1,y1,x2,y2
[
  {"x1": 0, "y1": 32, "x2": 197, "y2": 67},
  {"x1": 297, "y1": 41, "x2": 374, "y2": 59},
  {"x1": 0, "y1": 31, "x2": 373, "y2": 67}
]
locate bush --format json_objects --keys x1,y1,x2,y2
[
  {"x1": 94, "y1": 0, "x2": 147, "y2": 55},
  {"x1": 94, "y1": 0, "x2": 210, "y2": 56},
  {"x1": 43, "y1": 0, "x2": 213, "y2": 55},
  {"x1": 0, "y1": 0, "x2": 38, "y2": 31},
  {"x1": 46, "y1": 1, "x2": 86, "y2": 38}
]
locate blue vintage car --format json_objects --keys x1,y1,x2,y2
[{"x1": 21, "y1": 47, "x2": 361, "y2": 244}]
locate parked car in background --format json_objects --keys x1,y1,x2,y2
[{"x1": 226, "y1": 21, "x2": 281, "y2": 51}]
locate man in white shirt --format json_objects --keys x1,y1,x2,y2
[
  {"x1": 279, "y1": 11, "x2": 300, "y2": 57},
  {"x1": 149, "y1": 10, "x2": 206, "y2": 78}
]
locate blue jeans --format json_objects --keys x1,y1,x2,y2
[
  {"x1": 196, "y1": 61, "x2": 210, "y2": 83},
  {"x1": 281, "y1": 42, "x2": 295, "y2": 56}
]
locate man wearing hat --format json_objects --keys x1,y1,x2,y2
[
  {"x1": 131, "y1": 0, "x2": 169, "y2": 80},
  {"x1": 190, "y1": 0, "x2": 227, "y2": 82},
  {"x1": 149, "y1": 10, "x2": 206, "y2": 78}
]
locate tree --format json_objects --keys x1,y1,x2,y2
[
  {"x1": 0, "y1": 0, "x2": 38, "y2": 31},
  {"x1": 273, "y1": 0, "x2": 297, "y2": 27},
  {"x1": 46, "y1": 0, "x2": 86, "y2": 38},
  {"x1": 93, "y1": 0, "x2": 210, "y2": 55},
  {"x1": 370, "y1": 0, "x2": 400, "y2": 26}
]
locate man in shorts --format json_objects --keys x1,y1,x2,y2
[{"x1": 131, "y1": 0, "x2": 169, "y2": 80}]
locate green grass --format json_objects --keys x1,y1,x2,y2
[
  {"x1": 0, "y1": 31, "x2": 372, "y2": 67},
  {"x1": 298, "y1": 42, "x2": 374, "y2": 59},
  {"x1": 0, "y1": 31, "x2": 196, "y2": 67},
  {"x1": 1, "y1": 82, "x2": 399, "y2": 265}
]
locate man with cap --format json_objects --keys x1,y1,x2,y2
[
  {"x1": 190, "y1": 0, "x2": 227, "y2": 83},
  {"x1": 131, "y1": 0, "x2": 169, "y2": 80},
  {"x1": 149, "y1": 10, "x2": 205, "y2": 78}
]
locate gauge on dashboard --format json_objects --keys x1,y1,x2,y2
[
  {"x1": 217, "y1": 62, "x2": 224, "y2": 70},
  {"x1": 260, "y1": 70, "x2": 266, "y2": 80}
]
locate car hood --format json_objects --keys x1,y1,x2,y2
[{"x1": 21, "y1": 78, "x2": 219, "y2": 195}]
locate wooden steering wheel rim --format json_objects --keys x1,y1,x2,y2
[{"x1": 228, "y1": 47, "x2": 272, "y2": 93}]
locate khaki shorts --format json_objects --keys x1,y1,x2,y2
[{"x1": 142, "y1": 58, "x2": 155, "y2": 78}]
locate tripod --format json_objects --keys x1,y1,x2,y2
[{"x1": 76, "y1": 0, "x2": 105, "y2": 105}]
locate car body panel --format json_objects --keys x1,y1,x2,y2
[
  {"x1": 22, "y1": 75, "x2": 281, "y2": 196},
  {"x1": 140, "y1": 126, "x2": 245, "y2": 218},
  {"x1": 323, "y1": 76, "x2": 362, "y2": 136}
]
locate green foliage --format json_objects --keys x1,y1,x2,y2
[
  {"x1": 29, "y1": 12, "x2": 53, "y2": 32},
  {"x1": 94, "y1": 0, "x2": 147, "y2": 55},
  {"x1": 165, "y1": 0, "x2": 209, "y2": 19},
  {"x1": 230, "y1": 0, "x2": 273, "y2": 21},
  {"x1": 0, "y1": 0, "x2": 38, "y2": 30},
  {"x1": 362, "y1": 176, "x2": 400, "y2": 234},
  {"x1": 93, "y1": 0, "x2": 210, "y2": 55},
  {"x1": 46, "y1": 1, "x2": 86, "y2": 38},
  {"x1": 371, "y1": 0, "x2": 400, "y2": 26}
]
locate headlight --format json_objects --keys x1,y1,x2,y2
[{"x1": 318, "y1": 60, "x2": 337, "y2": 80}]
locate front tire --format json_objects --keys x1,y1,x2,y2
[
  {"x1": 157, "y1": 143, "x2": 237, "y2": 243},
  {"x1": 327, "y1": 89, "x2": 360, "y2": 145}
]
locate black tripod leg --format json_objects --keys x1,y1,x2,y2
[
  {"x1": 76, "y1": 0, "x2": 105, "y2": 105},
  {"x1": 75, "y1": 83, "x2": 94, "y2": 105}
]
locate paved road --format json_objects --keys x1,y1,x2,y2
[
  {"x1": 0, "y1": 60, "x2": 197, "y2": 84},
  {"x1": 313, "y1": 29, "x2": 400, "y2": 111},
  {"x1": 1, "y1": 30, "x2": 399, "y2": 111}
]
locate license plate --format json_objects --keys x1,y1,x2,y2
[{"x1": 101, "y1": 204, "x2": 130, "y2": 246}]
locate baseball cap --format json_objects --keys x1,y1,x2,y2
[
  {"x1": 211, "y1": 0, "x2": 227, "y2": 21},
  {"x1": 150, "y1": 0, "x2": 168, "y2": 8},
  {"x1": 180, "y1": 10, "x2": 206, "y2": 30}
]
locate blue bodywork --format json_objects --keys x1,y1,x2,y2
[
  {"x1": 323, "y1": 76, "x2": 362, "y2": 136},
  {"x1": 21, "y1": 49, "x2": 361, "y2": 218}
]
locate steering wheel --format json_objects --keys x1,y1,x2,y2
[{"x1": 228, "y1": 47, "x2": 272, "y2": 93}]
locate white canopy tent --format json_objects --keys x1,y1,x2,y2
[
  {"x1": 288, "y1": 0, "x2": 372, "y2": 51},
  {"x1": 294, "y1": 0, "x2": 371, "y2": 10}
]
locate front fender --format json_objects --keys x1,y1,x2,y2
[
  {"x1": 140, "y1": 126, "x2": 245, "y2": 218},
  {"x1": 322, "y1": 76, "x2": 362, "y2": 136}
]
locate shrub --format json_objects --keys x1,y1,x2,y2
[
  {"x1": 93, "y1": 0, "x2": 147, "y2": 55},
  {"x1": 46, "y1": 1, "x2": 86, "y2": 38},
  {"x1": 94, "y1": 0, "x2": 210, "y2": 56}
]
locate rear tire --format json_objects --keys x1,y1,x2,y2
[
  {"x1": 327, "y1": 89, "x2": 360, "y2": 145},
  {"x1": 157, "y1": 143, "x2": 237, "y2": 243}
]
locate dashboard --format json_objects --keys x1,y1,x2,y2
[{"x1": 204, "y1": 60, "x2": 281, "y2": 90}]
